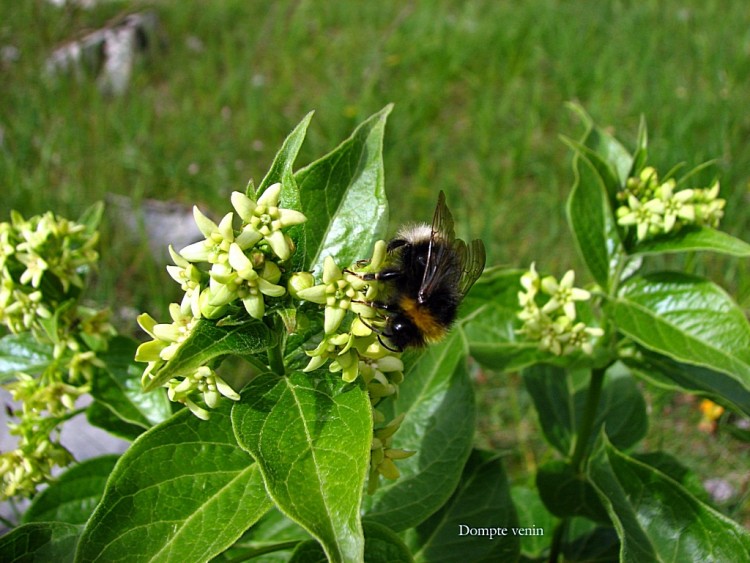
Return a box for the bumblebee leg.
[359,269,403,282]
[359,318,402,352]
[377,334,402,353]
[351,299,395,312]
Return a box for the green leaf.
[610,272,750,414]
[289,541,329,563]
[462,269,546,371]
[566,147,624,289]
[407,450,520,563]
[360,521,413,563]
[231,371,372,563]
[143,315,274,391]
[631,451,709,504]
[509,486,555,560]
[223,507,310,560]
[0,332,53,382]
[295,104,391,274]
[0,522,80,563]
[289,522,412,563]
[626,351,750,419]
[537,460,610,523]
[258,111,314,274]
[589,437,750,562]
[630,226,750,257]
[22,455,119,525]
[362,331,476,532]
[85,401,146,442]
[259,111,314,194]
[523,364,575,455]
[523,363,647,456]
[562,519,620,562]
[591,364,648,450]
[76,403,271,563]
[567,102,635,187]
[561,136,622,199]
[91,336,171,434]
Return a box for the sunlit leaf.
[0,332,53,383]
[295,104,391,275]
[566,148,624,289]
[232,371,372,563]
[610,272,750,416]
[143,316,274,391]
[77,403,270,562]
[631,226,750,257]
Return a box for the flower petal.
[323,256,342,284]
[277,208,307,228]
[235,225,263,249]
[216,376,240,401]
[228,243,253,276]
[296,284,327,304]
[193,206,217,238]
[266,230,290,260]
[242,294,265,319]
[231,191,257,222]
[135,340,164,362]
[258,278,286,297]
[324,306,346,334]
[137,313,159,337]
[257,182,282,206]
[179,240,210,263]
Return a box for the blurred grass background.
[2,0,749,524]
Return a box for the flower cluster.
[615,166,726,242]
[136,183,305,418]
[516,264,603,356]
[0,210,99,337]
[367,413,414,494]
[0,434,74,498]
[0,208,114,499]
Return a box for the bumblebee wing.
[430,190,456,244]
[417,191,460,303]
[457,238,486,297]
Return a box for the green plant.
[1,106,749,562]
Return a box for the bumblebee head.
[384,314,426,350]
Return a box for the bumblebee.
[362,191,486,350]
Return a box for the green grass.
[3,1,750,307]
[2,0,750,525]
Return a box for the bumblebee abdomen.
[397,295,451,343]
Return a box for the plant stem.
[267,343,286,375]
[570,366,607,473]
[548,518,569,563]
[547,367,608,562]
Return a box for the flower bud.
[198,288,228,319]
[288,272,315,299]
[261,261,282,284]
